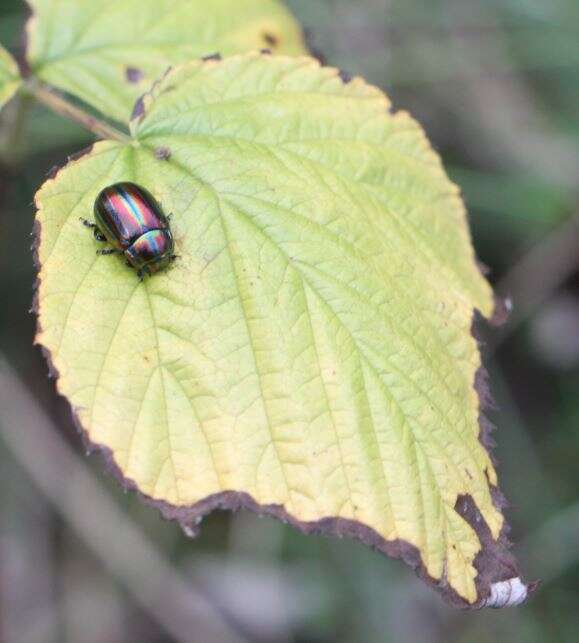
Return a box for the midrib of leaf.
[207,192,405,522]
[134,161,199,502]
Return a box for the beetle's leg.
[137,269,145,281]
[170,254,179,261]
[96,248,120,256]
[80,217,96,229]
[125,260,133,268]
[79,218,106,242]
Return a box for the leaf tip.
[454,492,534,608]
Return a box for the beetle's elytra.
[82,182,176,279]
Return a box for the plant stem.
[0,92,32,164]
[26,80,131,144]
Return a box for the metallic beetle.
[82,182,176,279]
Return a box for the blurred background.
[1,0,578,641]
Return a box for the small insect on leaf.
[87,182,176,279]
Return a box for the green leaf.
[34,53,529,608]
[0,44,20,109]
[25,0,307,123]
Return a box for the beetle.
[81,182,176,279]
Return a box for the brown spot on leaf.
[338,69,353,84]
[125,66,144,84]
[46,165,60,180]
[262,32,279,47]
[302,28,327,65]
[131,96,145,122]
[202,53,222,62]
[154,147,171,161]
[44,145,95,183]
[67,144,96,164]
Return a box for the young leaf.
[0,44,21,109]
[25,0,307,122]
[33,53,530,608]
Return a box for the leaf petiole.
[25,79,132,144]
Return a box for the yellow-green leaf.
[0,44,20,109]
[26,0,307,122]
[34,54,529,608]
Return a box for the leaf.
[0,44,20,109]
[33,53,531,608]
[25,0,307,122]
